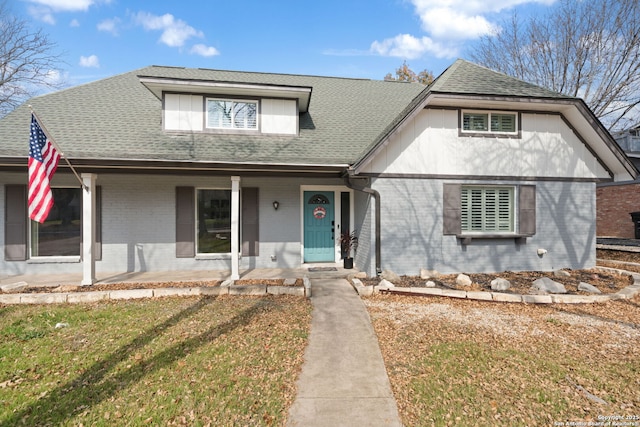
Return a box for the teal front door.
[304,191,335,262]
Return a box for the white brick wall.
[372,178,596,275]
[1,172,347,276]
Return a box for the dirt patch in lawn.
[2,278,304,294]
[365,292,640,425]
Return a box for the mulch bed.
[360,268,632,295]
[2,278,303,294]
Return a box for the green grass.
[0,296,311,426]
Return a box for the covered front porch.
[0,265,358,289]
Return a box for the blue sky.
[16,0,557,89]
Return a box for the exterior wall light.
[273,201,280,210]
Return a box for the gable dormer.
[139,75,312,136]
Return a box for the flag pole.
[28,105,88,191]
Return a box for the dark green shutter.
[95,186,102,260]
[176,186,195,258]
[241,188,259,256]
[4,185,27,261]
[519,185,536,235]
[443,183,461,235]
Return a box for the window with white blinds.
[461,186,514,233]
[206,99,257,130]
[462,111,517,134]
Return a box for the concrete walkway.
[287,278,402,427]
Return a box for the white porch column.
[231,176,241,280]
[81,173,97,285]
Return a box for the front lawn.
[366,294,640,426]
[0,295,311,426]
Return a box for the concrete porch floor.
[0,265,359,288]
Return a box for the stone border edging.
[0,277,311,305]
[350,268,640,304]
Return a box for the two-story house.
[0,59,635,284]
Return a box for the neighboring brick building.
[597,127,640,239]
[597,182,640,238]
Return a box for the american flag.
[28,114,60,223]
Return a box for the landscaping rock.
[420,269,440,279]
[456,274,472,287]
[378,279,395,290]
[353,271,368,279]
[53,285,80,293]
[283,278,298,286]
[578,282,602,294]
[0,281,28,293]
[554,270,571,278]
[380,270,401,283]
[491,278,511,291]
[532,277,567,294]
[425,280,437,288]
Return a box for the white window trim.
[460,185,516,235]
[461,110,518,136]
[205,98,259,131]
[195,187,233,256]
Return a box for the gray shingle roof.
[350,60,585,170]
[430,59,569,99]
[0,66,425,166]
[0,59,581,169]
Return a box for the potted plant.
[339,230,358,269]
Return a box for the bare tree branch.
[469,0,640,131]
[0,1,64,116]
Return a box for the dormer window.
[206,98,258,130]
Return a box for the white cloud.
[27,5,56,24]
[190,44,220,57]
[79,55,100,68]
[368,0,555,60]
[411,0,555,40]
[370,34,457,59]
[418,7,498,40]
[133,12,203,47]
[25,0,96,12]
[97,17,121,35]
[69,18,80,27]
[25,0,112,24]
[27,0,112,12]
[43,69,64,86]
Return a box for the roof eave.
[138,75,313,112]
[0,156,348,176]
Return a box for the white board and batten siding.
[362,109,610,180]
[260,99,297,135]
[164,94,203,132]
[164,94,297,135]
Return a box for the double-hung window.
[196,189,231,254]
[206,98,257,130]
[443,183,536,240]
[462,111,517,135]
[30,187,82,257]
[461,186,514,233]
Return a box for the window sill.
[195,254,231,261]
[456,234,533,245]
[28,256,81,264]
